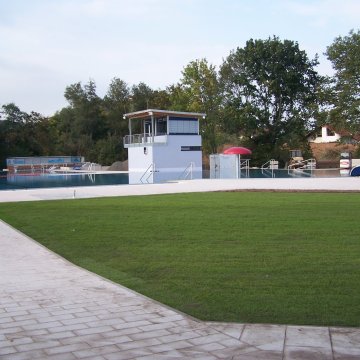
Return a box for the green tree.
[170,59,221,154]
[103,78,131,135]
[1,103,29,124]
[30,113,57,155]
[325,30,360,135]
[0,103,29,166]
[151,89,171,110]
[220,37,321,165]
[52,107,77,155]
[64,80,105,141]
[54,80,106,162]
[130,83,171,111]
[167,84,186,111]
[23,111,56,156]
[130,82,154,111]
[102,77,132,162]
[0,104,56,166]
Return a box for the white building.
[307,125,341,144]
[209,147,252,179]
[123,109,205,183]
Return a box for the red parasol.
[223,147,252,155]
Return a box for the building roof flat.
[123,109,206,119]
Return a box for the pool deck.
[1,178,360,359]
[0,176,359,202]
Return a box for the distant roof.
[123,109,206,119]
[306,125,360,141]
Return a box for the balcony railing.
[123,133,167,147]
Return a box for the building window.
[169,117,198,135]
[155,117,167,135]
[181,146,202,151]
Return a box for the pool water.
[0,172,129,190]
[0,168,343,191]
[212,168,341,179]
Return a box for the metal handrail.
[239,159,250,178]
[140,163,155,183]
[261,159,278,178]
[178,162,195,180]
[123,133,167,146]
[261,160,270,170]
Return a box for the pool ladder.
[140,163,156,183]
[179,162,195,180]
[261,159,278,178]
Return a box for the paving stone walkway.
[1,220,359,359]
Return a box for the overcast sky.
[1,0,359,116]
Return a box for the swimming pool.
[0,172,129,190]
[0,168,344,191]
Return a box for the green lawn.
[1,192,359,326]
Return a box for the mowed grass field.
[0,192,359,326]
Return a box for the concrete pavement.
[0,177,359,203]
[1,220,360,360]
[1,178,360,359]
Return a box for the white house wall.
[309,126,341,143]
[154,135,201,169]
[127,134,202,182]
[128,146,153,172]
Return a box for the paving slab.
[1,201,360,359]
[331,327,360,359]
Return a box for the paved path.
[1,220,360,360]
[1,178,360,359]
[0,177,359,203]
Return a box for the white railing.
[140,163,155,183]
[179,162,195,180]
[239,159,250,178]
[261,159,278,178]
[123,133,167,147]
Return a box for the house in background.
[307,125,359,167]
[307,125,341,144]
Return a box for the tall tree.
[220,37,321,165]
[151,89,171,110]
[63,80,105,141]
[0,103,29,124]
[325,30,360,135]
[28,112,57,156]
[0,104,56,166]
[102,77,132,162]
[56,80,106,161]
[0,103,30,165]
[103,77,131,134]
[171,59,221,154]
[130,82,154,111]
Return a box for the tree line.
[1,30,359,168]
